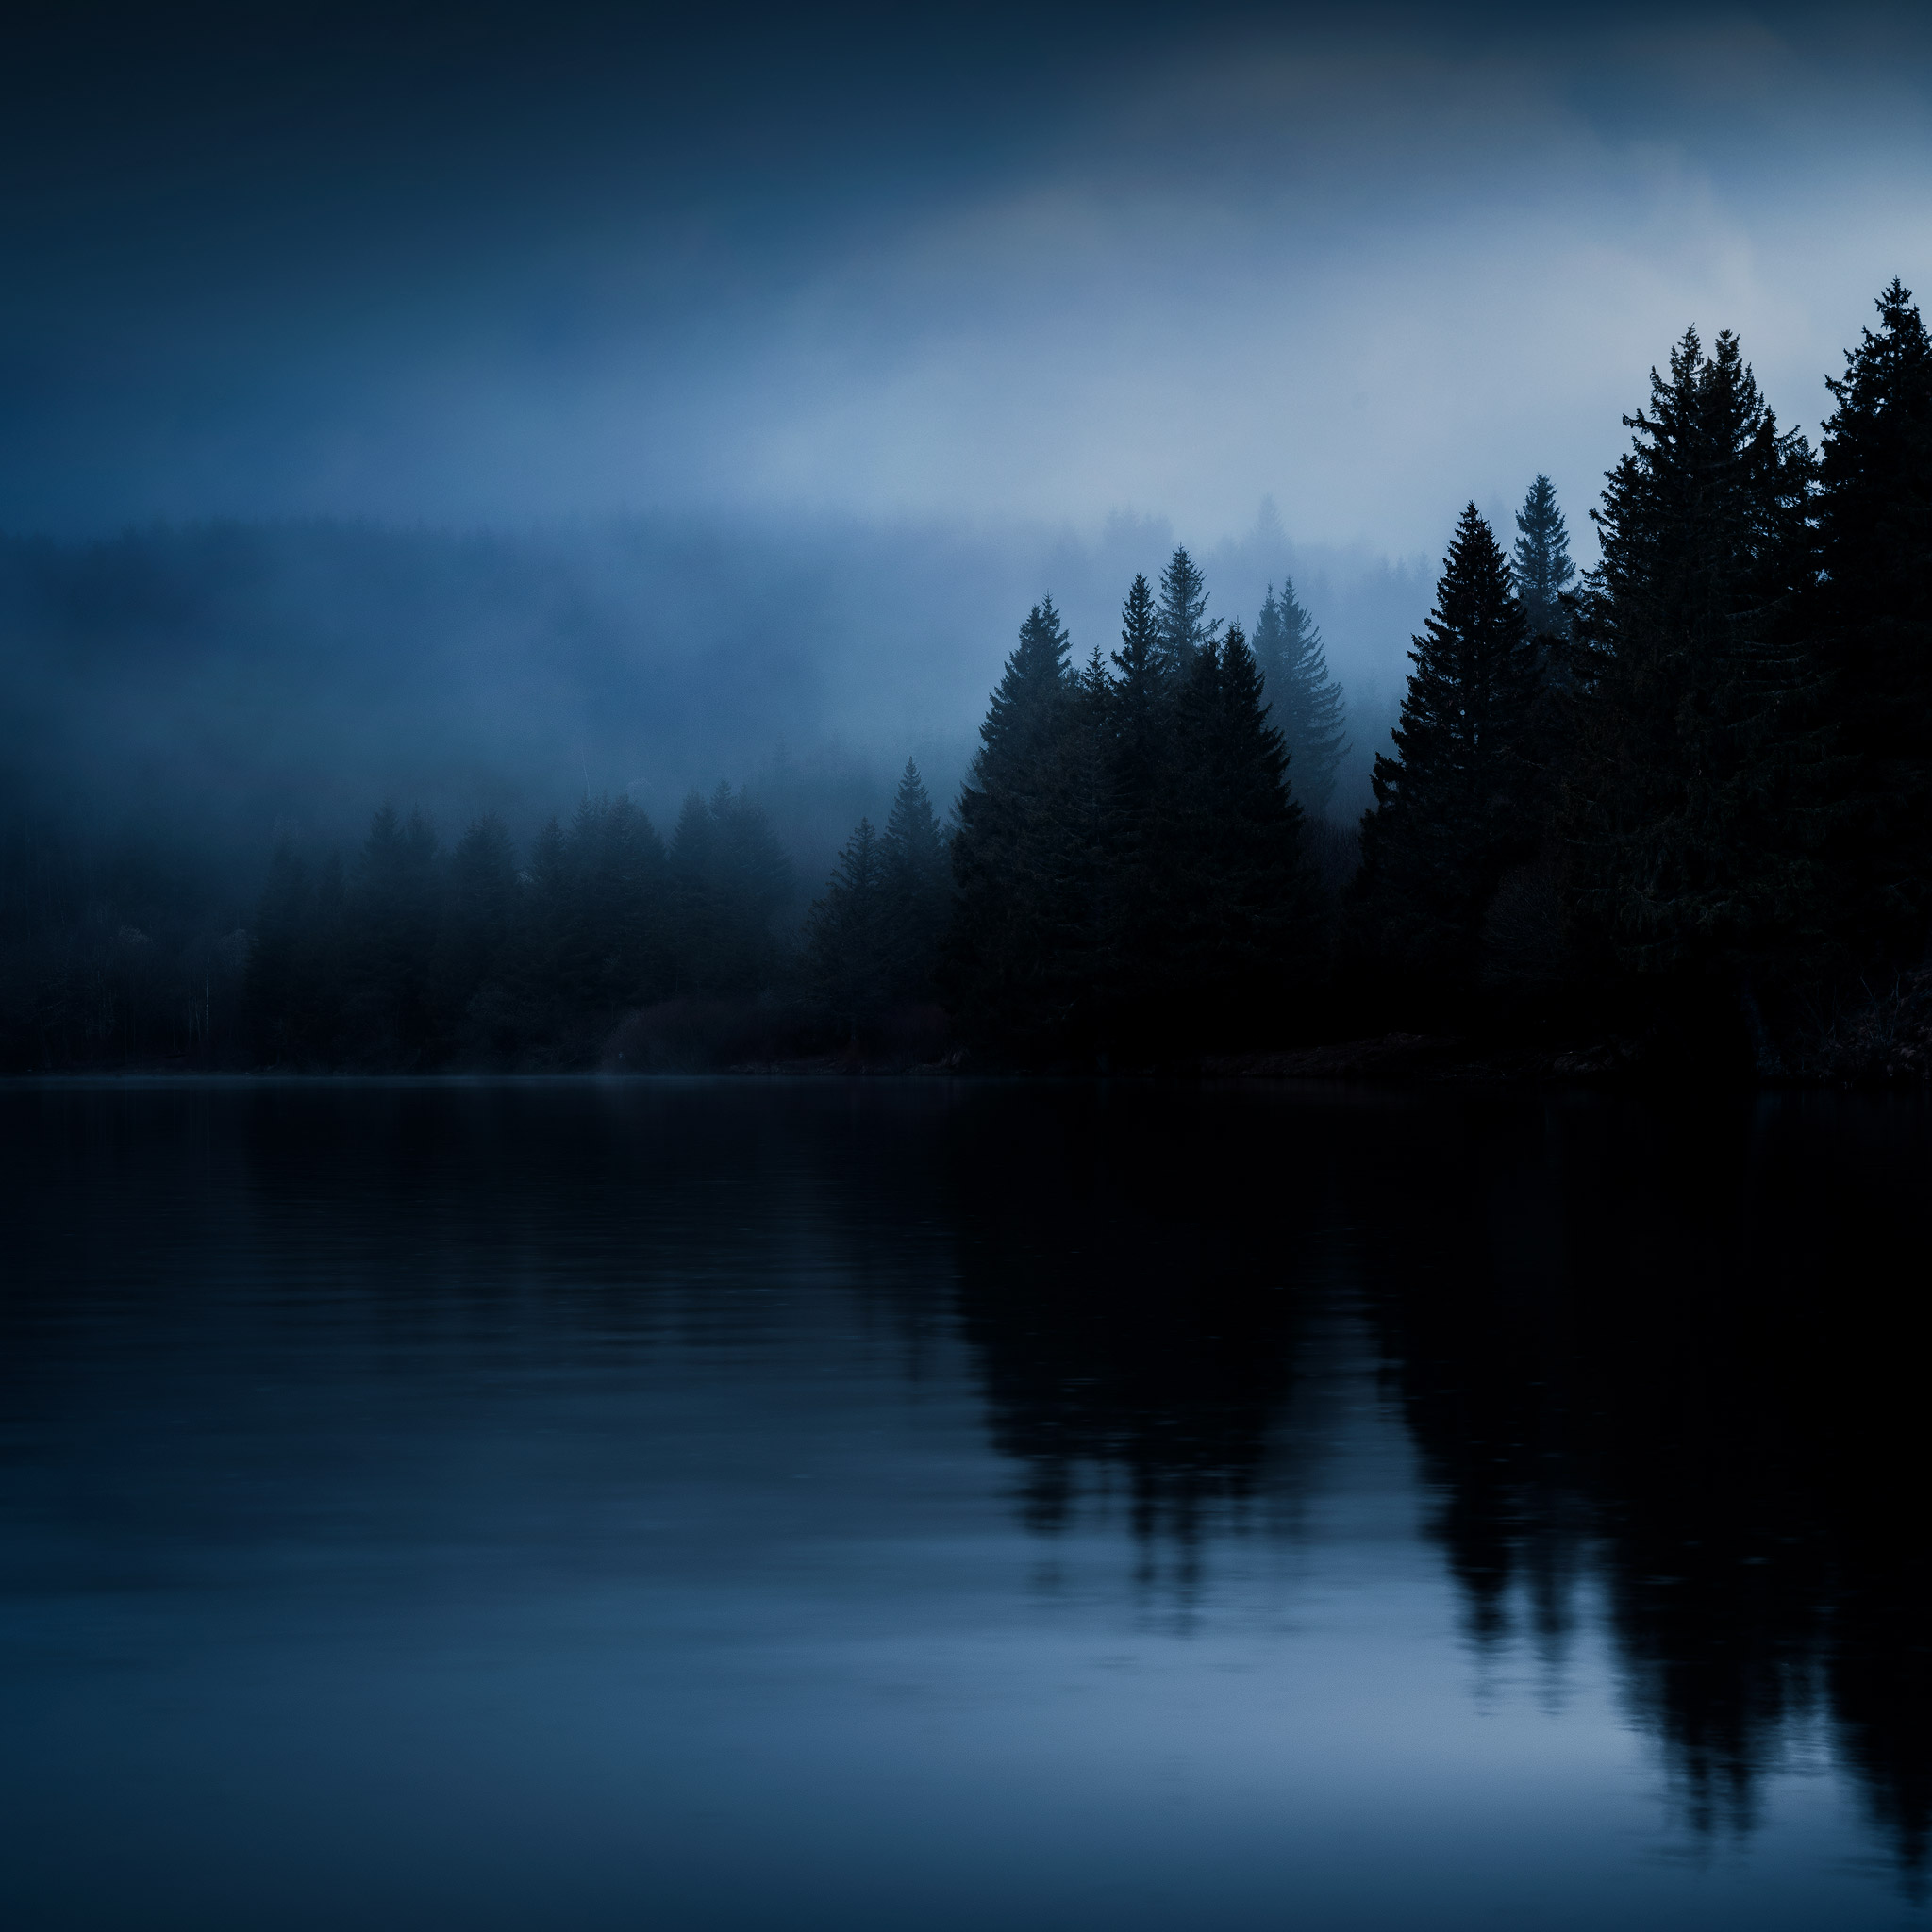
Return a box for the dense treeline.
[5,276,1931,1075]
[246,785,799,1069]
[0,804,252,1069]
[910,278,1932,1074]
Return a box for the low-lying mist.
[0,504,1431,894]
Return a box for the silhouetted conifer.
[1512,475,1575,641]
[947,600,1076,1048]
[1560,329,1824,990]
[1357,506,1543,987]
[1040,646,1118,1048]
[806,817,891,1037]
[1156,546,1219,675]
[1112,574,1163,724]
[1163,622,1318,1031]
[977,597,1071,765]
[1815,279,1932,966]
[1252,578,1348,815]
[880,759,949,999]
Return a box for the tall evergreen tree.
[947,599,1077,1047]
[1357,505,1543,985]
[1560,329,1823,986]
[1815,278,1932,965]
[1156,547,1219,675]
[1164,622,1318,1031]
[978,596,1072,766]
[1511,475,1576,641]
[805,817,891,1036]
[1041,645,1119,1046]
[1252,578,1348,815]
[1112,574,1163,712]
[880,759,950,999]
[1109,573,1168,820]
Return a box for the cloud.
[1,5,1930,552]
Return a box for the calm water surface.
[1,1077,1927,1929]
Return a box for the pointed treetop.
[1512,475,1575,640]
[1252,575,1348,816]
[1157,546,1220,672]
[979,595,1072,765]
[1113,573,1161,691]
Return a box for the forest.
[4,277,1931,1079]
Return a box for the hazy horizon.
[6,0,1932,881]
[4,4,1929,555]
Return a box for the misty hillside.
[0,511,1427,879]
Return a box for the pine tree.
[1357,505,1543,985]
[1041,646,1118,1048]
[806,817,891,1037]
[1156,547,1219,676]
[1112,574,1162,717]
[1512,475,1576,641]
[1252,578,1348,816]
[947,599,1076,1047]
[879,759,950,999]
[1560,329,1823,986]
[1815,278,1932,965]
[1165,622,1318,1033]
[977,597,1072,768]
[1109,573,1169,829]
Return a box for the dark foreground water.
[2,1079,1928,1930]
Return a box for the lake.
[1,1076,1926,1929]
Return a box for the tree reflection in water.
[939,1083,1932,1879]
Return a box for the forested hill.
[7,280,1932,1080]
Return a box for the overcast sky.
[5,2,1932,558]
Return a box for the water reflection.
[0,1078,1927,1927]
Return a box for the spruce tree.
[1042,646,1118,1046]
[1512,475,1576,641]
[1357,505,1543,985]
[947,599,1076,1048]
[1105,575,1177,1041]
[977,596,1072,767]
[1252,578,1348,816]
[806,817,891,1037]
[1156,547,1219,675]
[1109,573,1168,821]
[1560,329,1823,986]
[1165,622,1317,1033]
[880,759,949,999]
[1112,574,1162,719]
[1815,278,1932,965]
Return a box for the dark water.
[2,1078,1928,1930]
